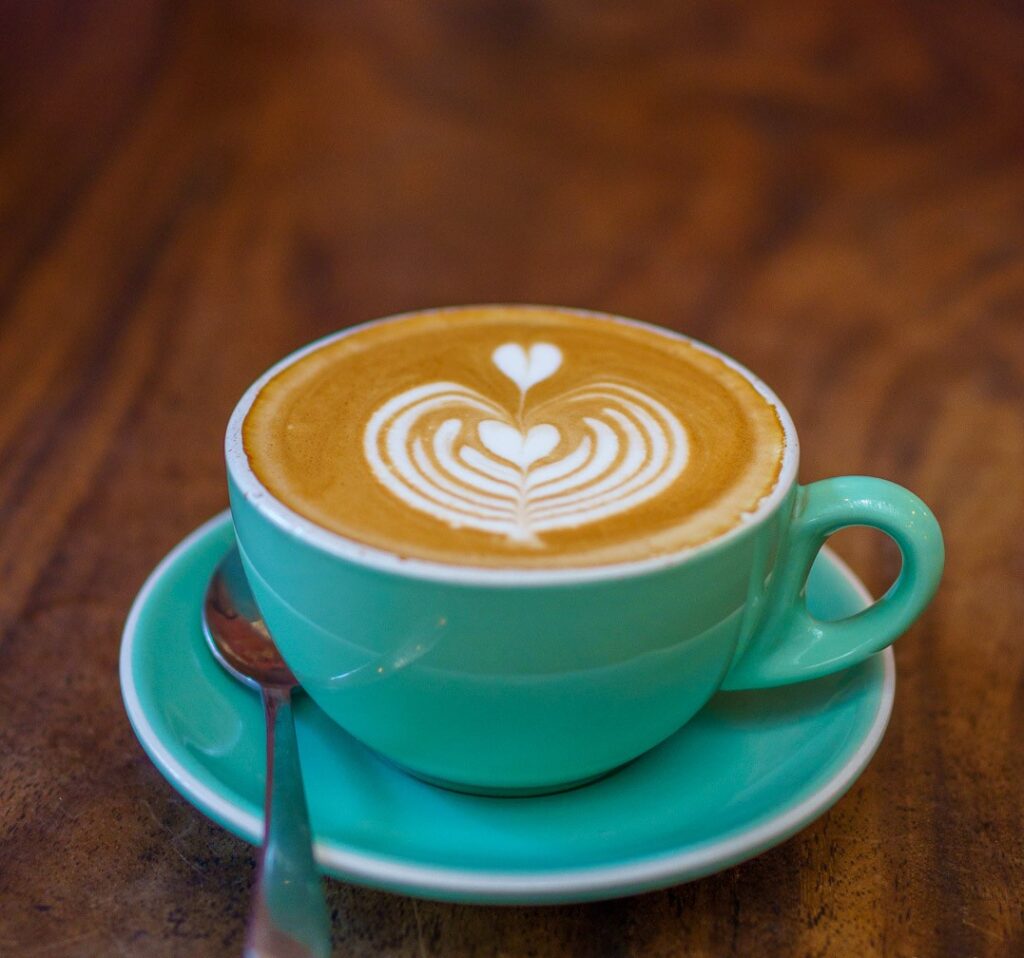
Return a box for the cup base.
[382,755,631,797]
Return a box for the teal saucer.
[120,513,893,905]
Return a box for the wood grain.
[1,1,1022,955]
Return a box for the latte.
[243,306,786,568]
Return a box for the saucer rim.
[120,511,894,903]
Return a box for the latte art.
[364,343,688,545]
[242,306,787,568]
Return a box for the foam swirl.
[363,343,688,545]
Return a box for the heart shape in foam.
[492,343,562,393]
[478,421,560,469]
[364,341,689,543]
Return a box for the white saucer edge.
[120,511,895,903]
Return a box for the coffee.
[243,306,786,568]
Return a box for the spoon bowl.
[203,547,296,691]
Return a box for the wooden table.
[2,1,1021,955]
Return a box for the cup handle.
[721,476,944,690]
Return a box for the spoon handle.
[246,686,332,958]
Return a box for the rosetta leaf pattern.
[363,344,688,544]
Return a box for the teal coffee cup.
[226,311,944,794]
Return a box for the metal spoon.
[203,546,332,958]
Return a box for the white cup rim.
[225,305,800,586]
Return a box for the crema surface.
[243,307,786,568]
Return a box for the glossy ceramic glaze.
[230,478,797,792]
[120,514,894,904]
[224,313,940,793]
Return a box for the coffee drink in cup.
[243,305,786,569]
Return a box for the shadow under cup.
[228,473,796,794]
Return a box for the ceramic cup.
[226,312,944,794]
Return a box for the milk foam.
[364,343,688,545]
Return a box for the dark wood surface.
[2,1,1022,955]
